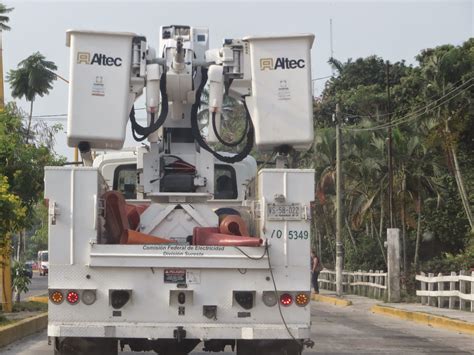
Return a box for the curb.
[0,313,48,348]
[371,304,474,336]
[28,296,48,304]
[311,293,352,307]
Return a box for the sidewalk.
[313,289,474,335]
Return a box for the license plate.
[267,203,302,220]
[164,269,186,283]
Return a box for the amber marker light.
[50,290,64,304]
[295,293,310,306]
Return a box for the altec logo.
[77,52,122,67]
[260,57,305,70]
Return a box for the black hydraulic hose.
[130,72,169,141]
[190,67,254,164]
[211,109,249,147]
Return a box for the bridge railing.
[416,271,474,312]
[318,269,387,299]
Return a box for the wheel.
[54,337,118,355]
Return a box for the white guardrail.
[416,271,474,312]
[318,269,387,299]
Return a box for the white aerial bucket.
[66,30,136,149]
[244,34,315,151]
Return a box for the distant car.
[24,261,34,278]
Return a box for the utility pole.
[335,103,343,296]
[386,61,394,228]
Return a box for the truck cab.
[92,149,257,206]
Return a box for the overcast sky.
[3,0,473,159]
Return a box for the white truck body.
[46,25,315,354]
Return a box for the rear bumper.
[48,322,310,340]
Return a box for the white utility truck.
[45,25,315,355]
[37,250,49,276]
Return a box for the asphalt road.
[1,301,473,354]
[21,271,48,301]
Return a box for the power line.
[24,107,148,120]
[342,81,473,132]
[341,76,473,120]
[312,75,333,81]
[344,83,472,132]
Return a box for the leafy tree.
[311,39,473,282]
[0,104,63,285]
[0,175,25,246]
[7,52,57,141]
[0,3,13,31]
[25,202,48,261]
[11,260,31,301]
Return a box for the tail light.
[66,291,80,305]
[49,289,97,306]
[82,289,97,305]
[295,292,310,306]
[49,290,64,304]
[262,291,277,307]
[280,293,293,306]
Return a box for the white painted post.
[358,270,362,296]
[449,271,456,309]
[471,271,474,312]
[437,272,443,308]
[369,270,374,298]
[459,270,466,311]
[420,272,427,305]
[375,271,380,299]
[348,273,353,294]
[428,273,435,307]
[387,228,400,302]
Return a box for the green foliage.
[0,175,25,246]
[25,202,48,260]
[421,240,474,274]
[7,52,57,102]
[0,104,64,256]
[0,3,13,31]
[11,260,31,297]
[0,104,61,210]
[312,39,473,279]
[0,314,10,325]
[13,301,47,313]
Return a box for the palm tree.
[0,3,13,31]
[417,47,474,232]
[7,52,57,142]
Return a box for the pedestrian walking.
[311,250,320,294]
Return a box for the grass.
[12,301,48,313]
[0,314,11,326]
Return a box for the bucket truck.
[45,25,315,355]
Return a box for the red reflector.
[280,293,293,306]
[67,291,79,304]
